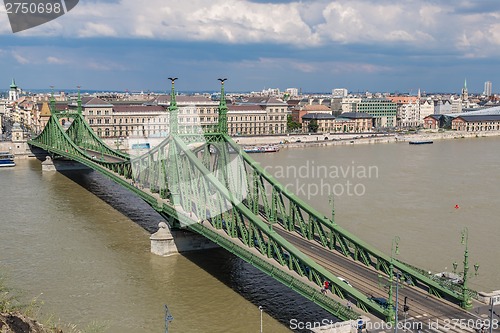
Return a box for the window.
[105,128,110,136]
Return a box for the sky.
[1,0,500,94]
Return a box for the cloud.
[47,56,68,64]
[78,22,117,37]
[12,51,29,64]
[1,0,497,57]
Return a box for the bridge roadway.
[81,149,126,163]
[274,226,494,333]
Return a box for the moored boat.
[409,140,433,145]
[0,152,15,167]
[243,145,280,153]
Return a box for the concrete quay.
[101,130,500,155]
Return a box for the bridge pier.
[150,222,218,256]
[41,156,56,172]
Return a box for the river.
[0,136,499,332]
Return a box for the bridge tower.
[217,78,228,134]
[166,77,181,210]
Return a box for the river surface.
[0,136,499,332]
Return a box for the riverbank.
[5,129,499,158]
[234,130,500,149]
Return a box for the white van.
[337,276,352,287]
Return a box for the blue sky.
[1,0,500,94]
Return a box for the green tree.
[308,119,319,133]
[287,115,301,132]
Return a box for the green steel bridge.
[28,79,475,325]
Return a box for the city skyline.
[2,0,500,93]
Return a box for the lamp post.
[329,193,336,225]
[259,306,263,333]
[460,227,479,310]
[395,272,401,333]
[387,236,400,325]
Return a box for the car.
[337,276,353,287]
[369,296,396,310]
[369,297,389,308]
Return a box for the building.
[291,104,331,124]
[286,88,299,98]
[301,112,372,133]
[332,88,348,98]
[355,98,397,128]
[386,96,419,128]
[66,93,289,138]
[419,99,434,123]
[71,97,114,137]
[301,113,337,133]
[423,115,444,129]
[38,102,52,132]
[237,96,289,134]
[112,105,168,138]
[341,97,362,113]
[227,105,266,136]
[451,115,500,132]
[9,79,19,102]
[336,112,373,132]
[152,94,220,133]
[484,81,492,97]
[449,96,462,114]
[434,100,452,114]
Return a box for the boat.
[0,152,15,167]
[409,140,433,145]
[243,145,280,153]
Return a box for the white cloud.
[78,22,117,37]
[3,0,500,58]
[12,52,29,64]
[47,56,68,64]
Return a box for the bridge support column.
[41,156,56,172]
[150,222,218,256]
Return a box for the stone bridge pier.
[150,222,218,256]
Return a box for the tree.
[287,115,301,132]
[308,119,319,133]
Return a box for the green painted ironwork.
[27,78,468,322]
[217,78,228,134]
[168,77,179,135]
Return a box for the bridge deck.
[276,225,489,333]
